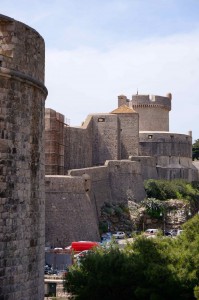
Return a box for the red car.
[70,241,99,252]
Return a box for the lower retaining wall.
[45,160,147,246]
[45,175,100,247]
[45,158,198,247]
[69,166,112,215]
[107,160,146,203]
[130,156,158,180]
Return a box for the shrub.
[99,221,108,233]
[104,206,114,215]
[144,179,199,201]
[65,215,199,299]
[141,198,164,219]
[114,206,123,216]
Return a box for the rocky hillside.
[99,199,197,234]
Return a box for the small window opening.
[98,118,105,122]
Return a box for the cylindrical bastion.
[0,14,47,299]
[118,93,172,132]
[131,94,172,131]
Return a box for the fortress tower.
[118,93,172,131]
[111,105,139,158]
[0,15,47,299]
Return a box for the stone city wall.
[45,175,100,247]
[64,115,93,170]
[69,166,112,215]
[138,132,194,181]
[45,159,148,247]
[46,110,140,174]
[192,161,199,181]
[107,160,146,203]
[0,15,47,300]
[117,113,139,158]
[139,132,192,162]
[130,156,158,180]
[92,114,119,165]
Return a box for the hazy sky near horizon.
[1,0,199,141]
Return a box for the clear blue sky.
[1,0,199,141]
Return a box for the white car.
[177,229,184,235]
[112,231,126,239]
[144,229,159,236]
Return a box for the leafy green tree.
[64,247,137,300]
[193,139,199,160]
[141,198,164,219]
[144,179,199,201]
[144,179,178,200]
[193,140,199,147]
[64,215,199,299]
[64,240,183,299]
[127,237,182,300]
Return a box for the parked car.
[101,232,112,243]
[101,232,112,239]
[169,229,183,236]
[169,229,178,236]
[53,247,63,252]
[177,229,184,235]
[163,230,172,237]
[144,229,159,237]
[112,231,126,239]
[70,241,99,252]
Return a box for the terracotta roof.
[111,105,136,114]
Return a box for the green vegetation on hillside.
[141,197,164,219]
[64,215,199,299]
[193,139,199,160]
[144,179,199,201]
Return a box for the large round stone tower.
[0,15,47,299]
[131,93,172,131]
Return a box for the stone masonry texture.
[0,15,47,300]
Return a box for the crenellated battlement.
[118,93,172,131]
[0,14,45,83]
[118,93,171,111]
[131,94,171,111]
